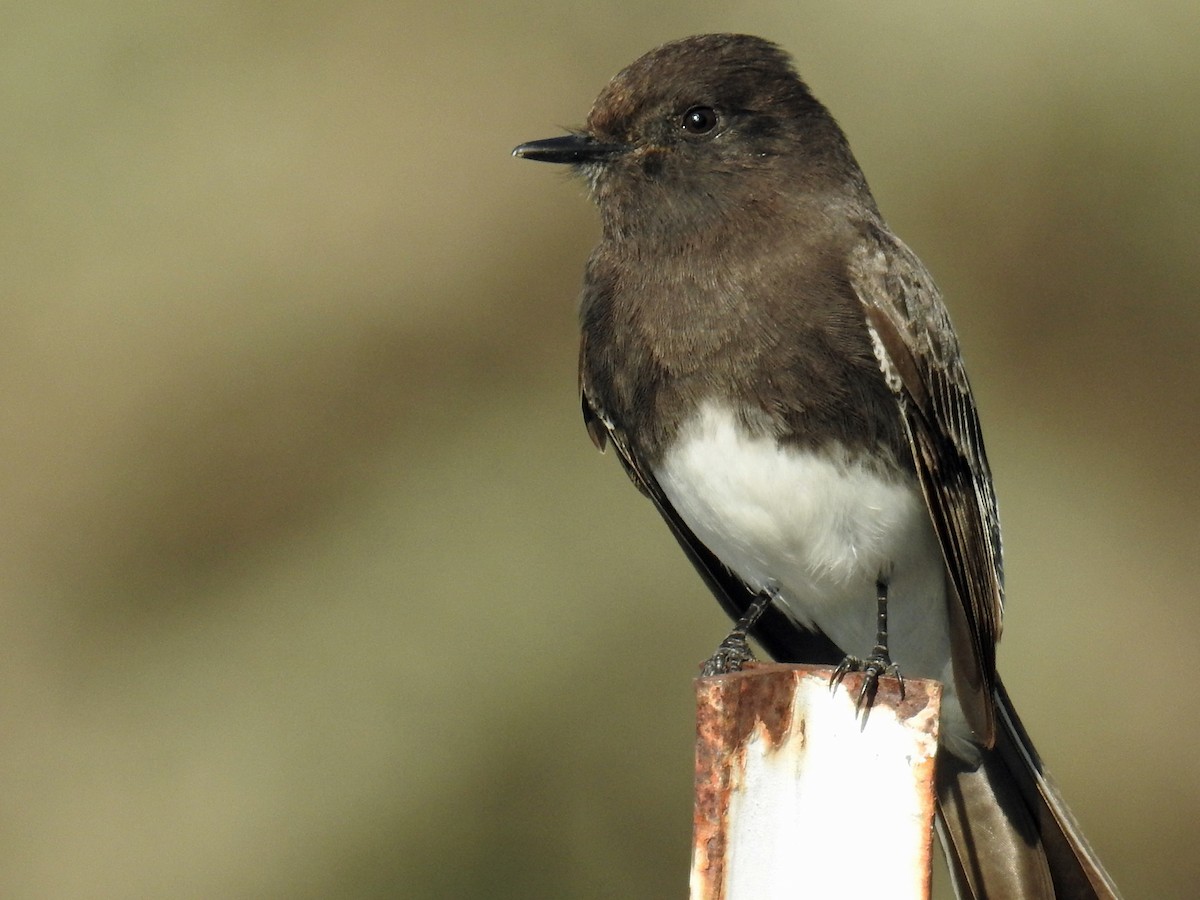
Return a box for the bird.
[513,33,1120,899]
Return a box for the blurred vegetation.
[0,2,1196,897]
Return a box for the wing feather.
[851,225,1004,744]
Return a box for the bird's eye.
[680,106,719,135]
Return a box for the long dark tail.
[935,678,1122,899]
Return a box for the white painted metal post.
[691,664,941,900]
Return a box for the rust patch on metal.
[692,677,737,899]
[830,670,941,724]
[691,664,810,897]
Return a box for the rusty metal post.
[691,664,941,900]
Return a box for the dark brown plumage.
[516,33,1120,899]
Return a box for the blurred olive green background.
[1,3,1196,898]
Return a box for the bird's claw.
[700,631,758,677]
[830,651,905,721]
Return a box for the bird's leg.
[700,587,778,677]
[831,578,905,716]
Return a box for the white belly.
[653,402,954,684]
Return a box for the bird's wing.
[579,343,843,667]
[849,224,1004,744]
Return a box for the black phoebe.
[515,34,1120,899]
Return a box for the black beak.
[512,134,626,164]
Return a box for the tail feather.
[935,679,1122,899]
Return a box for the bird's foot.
[700,632,758,677]
[830,649,906,719]
[699,588,776,677]
[829,578,905,720]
